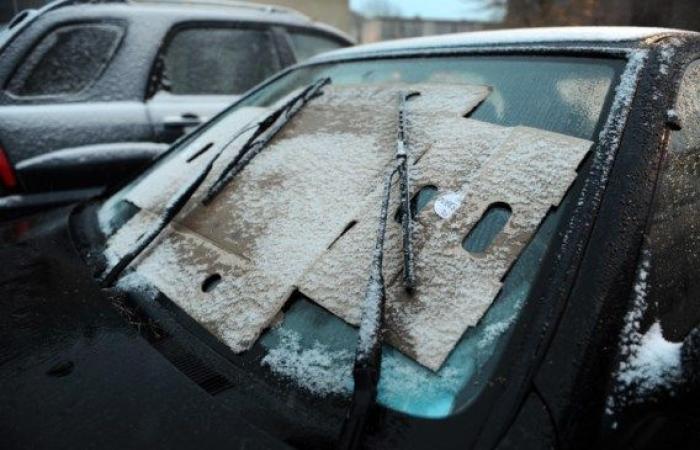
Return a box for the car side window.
[6,23,123,97]
[153,26,281,96]
[668,60,700,160]
[287,30,346,61]
[645,59,700,340]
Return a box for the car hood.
[0,208,288,449]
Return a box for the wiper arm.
[338,90,419,450]
[100,77,331,287]
[202,76,331,205]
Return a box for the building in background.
[348,0,500,42]
[504,0,699,31]
[236,0,497,42]
[351,0,700,42]
[218,0,486,44]
[255,0,354,38]
[354,15,492,43]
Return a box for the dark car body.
[0,0,352,219]
[1,27,700,450]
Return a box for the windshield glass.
[242,55,620,140]
[97,55,624,419]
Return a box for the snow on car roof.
[58,0,349,39]
[138,0,311,19]
[311,26,690,61]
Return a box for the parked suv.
[0,0,352,218]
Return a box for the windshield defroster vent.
[111,295,234,396]
[150,337,234,396]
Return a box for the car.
[0,0,352,220]
[1,26,699,450]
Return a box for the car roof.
[132,1,354,42]
[28,0,352,43]
[134,0,311,22]
[310,26,697,62]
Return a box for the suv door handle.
[163,113,202,128]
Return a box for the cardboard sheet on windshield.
[106,83,591,371]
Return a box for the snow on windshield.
[103,83,590,373]
[298,93,591,370]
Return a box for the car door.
[0,20,155,169]
[146,24,284,143]
[603,56,700,449]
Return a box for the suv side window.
[155,26,281,96]
[6,23,124,97]
[645,59,700,340]
[287,30,346,61]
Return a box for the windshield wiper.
[202,76,331,205]
[338,91,419,450]
[100,77,331,287]
[397,91,419,290]
[99,144,221,287]
[339,165,396,450]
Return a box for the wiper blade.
[202,76,331,205]
[338,90,419,450]
[99,78,331,287]
[100,143,222,287]
[339,166,396,450]
[397,91,419,290]
[100,123,261,287]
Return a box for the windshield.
[97,55,624,419]
[242,55,620,140]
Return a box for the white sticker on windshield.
[433,191,464,219]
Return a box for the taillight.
[0,147,17,189]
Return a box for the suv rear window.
[158,27,281,96]
[287,30,346,61]
[6,23,123,97]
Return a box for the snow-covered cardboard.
[299,119,591,370]
[105,83,590,370]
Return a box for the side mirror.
[15,142,169,192]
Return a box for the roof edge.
[312,26,696,61]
